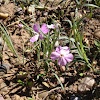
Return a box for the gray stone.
[78,77,96,92]
[70,96,81,100]
[0,63,11,75]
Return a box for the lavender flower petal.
[33,24,40,33]
[30,35,39,42]
[39,33,43,40]
[41,24,50,34]
[64,53,73,63]
[58,57,67,66]
[50,52,60,60]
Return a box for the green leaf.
[64,20,72,28]
[27,97,35,100]
[75,0,80,5]
[79,73,84,76]
[82,4,99,8]
[0,24,20,60]
[94,40,100,47]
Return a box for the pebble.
[70,96,81,100]
[0,12,9,19]
[78,77,96,92]
[0,63,11,74]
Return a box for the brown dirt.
[0,0,100,100]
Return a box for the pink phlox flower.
[50,46,73,66]
[30,24,50,42]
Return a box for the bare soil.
[0,0,100,100]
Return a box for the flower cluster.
[29,23,73,66]
[30,24,55,42]
[50,46,73,66]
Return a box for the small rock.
[82,77,95,88]
[0,63,11,73]
[78,77,96,92]
[78,83,90,92]
[70,96,81,100]
[0,12,9,19]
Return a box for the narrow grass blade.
[0,24,20,60]
[82,4,99,8]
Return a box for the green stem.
[46,61,64,90]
